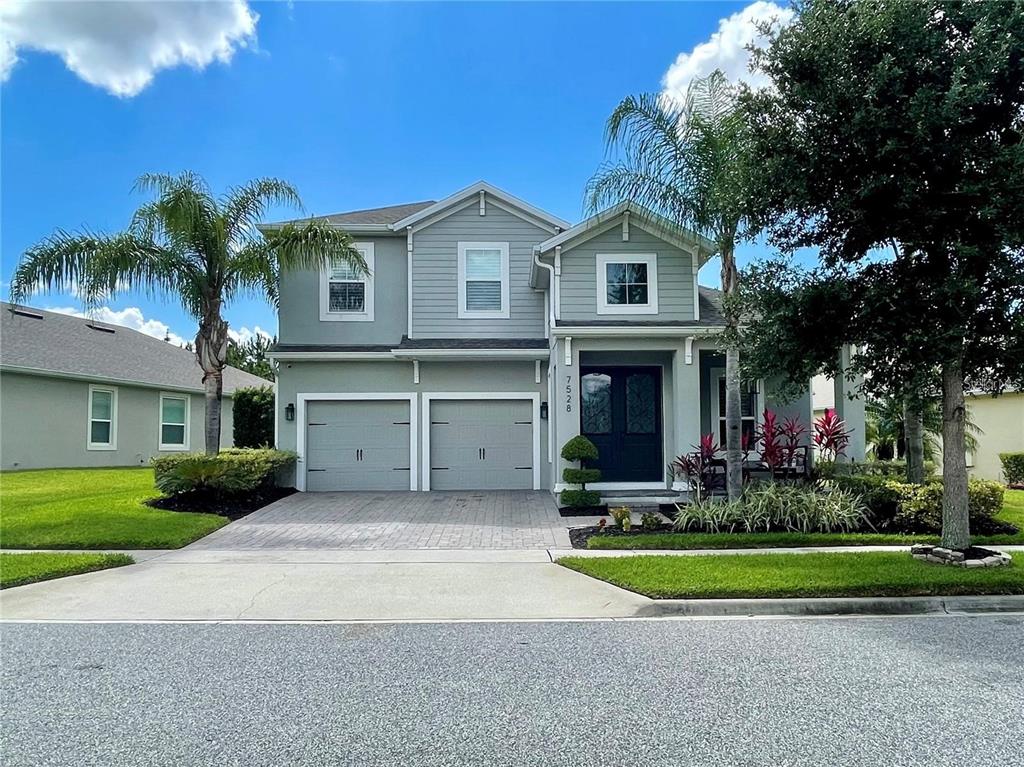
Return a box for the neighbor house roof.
[0,303,269,394]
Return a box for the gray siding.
[0,371,236,471]
[411,204,548,338]
[559,224,696,322]
[277,234,408,346]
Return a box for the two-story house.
[266,181,865,496]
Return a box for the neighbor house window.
[716,376,758,447]
[319,242,374,321]
[87,385,117,450]
[596,253,658,314]
[458,242,510,319]
[159,393,190,451]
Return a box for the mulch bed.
[558,505,609,517]
[146,487,296,521]
[569,524,674,549]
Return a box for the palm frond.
[222,178,304,243]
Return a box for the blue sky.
[1,0,785,344]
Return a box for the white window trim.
[710,371,763,445]
[596,253,659,315]
[457,241,510,319]
[319,242,375,322]
[158,392,191,451]
[87,384,118,451]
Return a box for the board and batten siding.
[559,225,696,322]
[411,204,548,338]
[277,234,408,346]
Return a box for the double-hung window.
[159,393,190,451]
[87,385,117,450]
[320,242,374,321]
[715,376,759,447]
[458,242,510,319]
[596,253,659,314]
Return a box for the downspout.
[533,247,557,333]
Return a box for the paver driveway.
[187,491,571,550]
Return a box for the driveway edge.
[635,594,1024,618]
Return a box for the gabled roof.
[389,181,571,233]
[536,201,717,262]
[0,303,269,394]
[263,200,436,231]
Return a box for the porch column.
[553,336,581,490]
[833,345,866,461]
[672,341,701,489]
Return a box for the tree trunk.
[940,358,970,550]
[720,238,743,501]
[195,311,230,456]
[903,399,925,484]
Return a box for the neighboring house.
[266,181,865,496]
[964,390,1023,481]
[0,303,268,470]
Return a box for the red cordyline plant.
[671,434,722,500]
[814,408,851,461]
[755,410,811,475]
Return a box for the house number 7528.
[565,375,573,413]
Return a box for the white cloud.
[47,305,190,347]
[228,325,273,346]
[0,0,258,97]
[662,1,794,99]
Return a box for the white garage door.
[305,400,411,491]
[429,400,533,490]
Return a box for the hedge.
[152,448,296,497]
[232,386,274,448]
[1000,453,1024,485]
[830,474,1007,534]
[817,459,936,479]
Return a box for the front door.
[580,366,662,482]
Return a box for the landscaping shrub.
[152,448,296,498]
[609,506,632,531]
[560,436,601,508]
[1000,452,1024,486]
[817,459,936,479]
[889,479,1006,534]
[640,512,662,532]
[672,482,869,534]
[232,386,275,448]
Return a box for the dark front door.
[580,366,662,482]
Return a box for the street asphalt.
[2,615,1022,766]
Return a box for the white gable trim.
[390,181,569,232]
[537,202,716,263]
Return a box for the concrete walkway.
[187,490,572,550]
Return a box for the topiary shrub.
[152,448,296,498]
[232,386,275,448]
[560,435,601,508]
[999,452,1024,486]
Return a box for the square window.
[90,420,111,445]
[329,281,366,312]
[161,424,186,445]
[597,254,658,314]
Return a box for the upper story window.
[320,242,374,322]
[159,393,190,451]
[458,241,510,319]
[596,253,659,315]
[87,384,117,451]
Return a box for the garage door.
[305,400,411,491]
[429,400,533,490]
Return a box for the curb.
[635,594,1024,619]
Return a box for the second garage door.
[305,400,411,491]
[429,399,533,490]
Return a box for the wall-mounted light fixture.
[285,403,295,422]
[540,401,549,420]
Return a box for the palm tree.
[866,394,981,470]
[10,172,364,454]
[587,71,755,500]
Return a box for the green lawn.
[0,468,228,549]
[586,489,1024,550]
[559,551,1024,599]
[1,552,134,589]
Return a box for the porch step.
[602,494,684,507]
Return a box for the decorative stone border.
[910,544,1011,568]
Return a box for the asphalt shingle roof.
[270,201,436,229]
[1,303,269,394]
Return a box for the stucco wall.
[0,371,235,470]
[967,392,1024,481]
